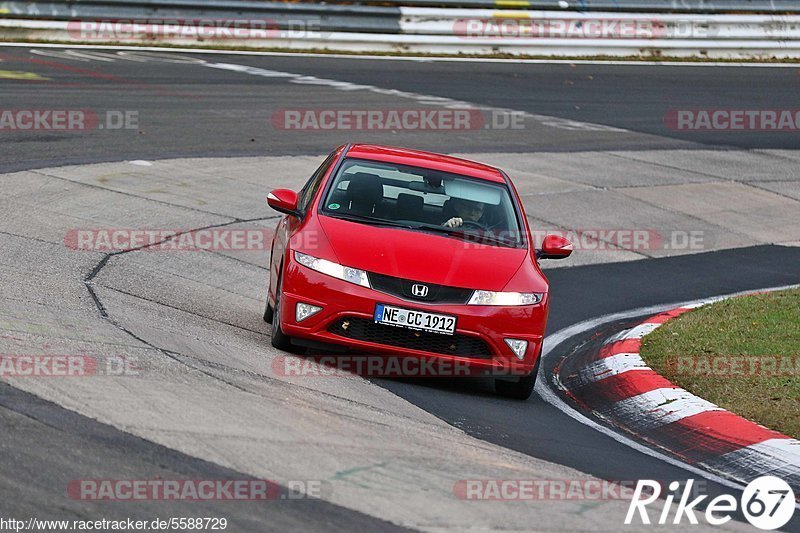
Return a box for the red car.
[264,144,572,399]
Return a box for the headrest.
[345,173,383,214]
[347,173,383,202]
[397,193,423,210]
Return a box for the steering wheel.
[460,220,487,230]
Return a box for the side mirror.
[267,189,300,217]
[537,234,573,260]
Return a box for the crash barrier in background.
[1,1,800,57]
[2,0,800,14]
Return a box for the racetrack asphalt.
[2,45,800,173]
[1,45,799,531]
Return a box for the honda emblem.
[411,284,429,297]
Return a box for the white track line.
[578,352,646,382]
[24,44,625,132]
[3,42,800,67]
[199,60,626,132]
[702,439,800,477]
[602,322,660,344]
[534,283,800,509]
[607,388,722,430]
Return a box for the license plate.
[374,304,457,335]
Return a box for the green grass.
[640,288,800,439]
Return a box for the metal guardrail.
[0,2,402,33]
[1,0,800,15]
[401,9,800,40]
[1,1,799,57]
[381,1,800,12]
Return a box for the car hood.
[317,216,528,291]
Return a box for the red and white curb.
[557,296,800,498]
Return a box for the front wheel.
[263,300,274,324]
[494,347,541,400]
[270,271,292,351]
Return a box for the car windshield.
[320,157,525,247]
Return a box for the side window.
[298,152,336,213]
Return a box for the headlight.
[468,290,543,306]
[294,252,370,288]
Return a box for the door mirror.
[267,189,300,217]
[537,234,573,260]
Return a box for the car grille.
[328,317,492,358]
[368,272,474,304]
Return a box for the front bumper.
[277,258,547,375]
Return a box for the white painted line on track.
[602,322,660,345]
[700,439,800,493]
[202,60,627,132]
[23,44,625,132]
[608,388,722,430]
[578,352,647,382]
[535,283,800,508]
[704,438,800,471]
[4,41,800,67]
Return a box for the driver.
[443,198,485,228]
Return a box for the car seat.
[344,173,384,216]
[395,193,424,222]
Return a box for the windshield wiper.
[414,224,517,248]
[325,212,415,229]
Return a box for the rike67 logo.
[626,477,795,530]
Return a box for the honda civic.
[264,144,572,399]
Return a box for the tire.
[494,347,542,400]
[270,270,292,351]
[263,300,274,324]
[264,240,276,324]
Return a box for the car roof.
[346,144,506,184]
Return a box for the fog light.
[504,339,528,360]
[295,302,322,323]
